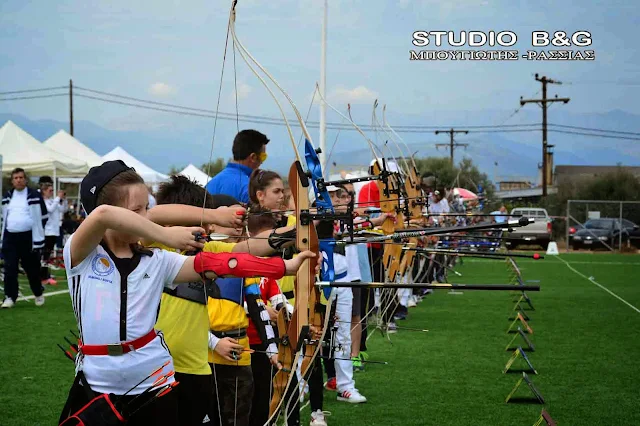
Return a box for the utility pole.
[318,0,327,172]
[520,74,569,197]
[435,128,468,165]
[69,79,74,136]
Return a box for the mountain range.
[2,108,639,183]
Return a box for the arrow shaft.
[319,282,540,291]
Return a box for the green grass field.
[1,253,640,425]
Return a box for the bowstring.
[202,2,237,424]
[228,8,300,423]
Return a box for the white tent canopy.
[44,130,104,168]
[179,164,210,187]
[0,121,88,176]
[102,146,169,184]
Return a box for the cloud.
[326,85,379,105]
[231,82,252,101]
[148,82,176,97]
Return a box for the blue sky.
[0,0,638,172]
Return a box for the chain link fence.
[565,200,640,252]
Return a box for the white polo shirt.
[64,234,188,395]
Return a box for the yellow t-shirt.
[152,240,235,375]
[205,240,258,366]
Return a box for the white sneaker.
[310,409,330,426]
[337,389,367,403]
[1,297,15,308]
[408,297,417,308]
[35,295,45,306]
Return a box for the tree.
[200,158,227,177]
[414,155,496,207]
[167,165,185,175]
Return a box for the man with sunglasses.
[206,129,269,204]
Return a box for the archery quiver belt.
[59,372,126,426]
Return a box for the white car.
[505,207,552,250]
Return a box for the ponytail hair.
[248,169,282,205]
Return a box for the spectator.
[1,168,48,308]
[205,129,269,204]
[492,205,508,224]
[429,189,450,225]
[420,174,436,210]
[39,178,67,285]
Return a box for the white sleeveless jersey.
[64,233,188,395]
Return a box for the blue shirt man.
[205,163,253,204]
[492,206,508,224]
[205,129,269,203]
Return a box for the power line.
[0,93,68,102]
[73,93,544,134]
[548,123,640,136]
[468,128,541,134]
[0,86,68,96]
[74,86,226,116]
[3,84,640,139]
[73,85,541,131]
[548,129,640,141]
[495,89,540,126]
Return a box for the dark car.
[569,218,640,250]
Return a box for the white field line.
[557,256,640,314]
[463,259,640,265]
[21,288,70,301]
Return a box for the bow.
[224,4,348,422]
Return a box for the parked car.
[569,218,640,250]
[505,207,552,250]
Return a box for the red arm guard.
[193,252,286,280]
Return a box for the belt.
[79,329,157,356]
[212,329,247,339]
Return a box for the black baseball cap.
[80,160,135,215]
[38,176,53,185]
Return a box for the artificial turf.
[1,254,639,425]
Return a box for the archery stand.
[509,307,531,321]
[533,409,557,426]
[503,346,537,374]
[506,327,535,352]
[513,292,535,310]
[505,372,545,404]
[508,313,533,334]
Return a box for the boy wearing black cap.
[59,161,315,425]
